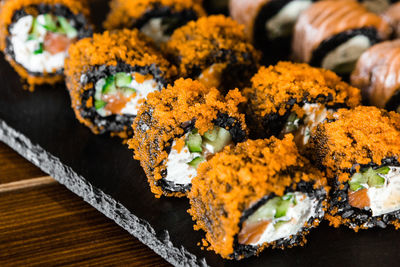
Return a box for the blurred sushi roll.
[64,29,176,139]
[188,135,328,260]
[163,15,260,92]
[351,40,400,112]
[103,0,205,46]
[230,0,313,64]
[292,0,391,75]
[308,106,400,230]
[245,62,361,147]
[128,78,247,198]
[383,2,400,38]
[0,0,93,90]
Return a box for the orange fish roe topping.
[163,15,260,84]
[65,29,176,138]
[103,0,205,30]
[246,62,361,119]
[128,78,248,198]
[309,106,400,183]
[188,135,327,259]
[0,0,91,89]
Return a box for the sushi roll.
[351,40,400,112]
[292,0,391,75]
[245,62,361,148]
[128,78,247,198]
[163,15,260,92]
[383,2,400,38]
[0,0,93,90]
[188,135,328,260]
[308,106,400,230]
[103,0,205,45]
[229,0,313,64]
[64,29,176,139]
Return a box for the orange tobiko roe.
[128,78,248,198]
[188,135,328,259]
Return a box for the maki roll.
[292,0,391,75]
[308,106,400,230]
[163,15,260,92]
[351,40,400,112]
[188,135,328,259]
[64,29,176,139]
[229,0,313,64]
[0,0,93,90]
[128,78,247,198]
[383,2,400,38]
[103,0,205,45]
[245,62,361,148]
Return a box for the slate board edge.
[0,119,209,267]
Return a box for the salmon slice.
[238,220,270,245]
[103,92,136,115]
[44,32,74,55]
[348,188,370,209]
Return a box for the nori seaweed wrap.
[308,106,400,230]
[188,135,328,260]
[0,0,93,90]
[163,15,260,92]
[128,78,247,198]
[351,40,400,112]
[64,29,176,139]
[103,0,205,45]
[292,0,391,75]
[229,0,314,65]
[245,62,361,147]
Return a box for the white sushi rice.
[245,192,318,246]
[140,18,170,45]
[94,73,159,117]
[321,35,371,73]
[368,167,400,217]
[265,0,312,39]
[9,15,67,73]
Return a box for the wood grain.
[0,142,170,266]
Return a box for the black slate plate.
[2,1,400,266]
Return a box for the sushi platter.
[1,0,400,266]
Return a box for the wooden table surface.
[0,141,170,266]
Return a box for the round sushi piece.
[0,0,93,90]
[128,78,248,198]
[163,15,260,92]
[383,2,400,38]
[308,106,400,230]
[103,0,205,46]
[292,0,391,75]
[351,40,400,112]
[188,135,328,260]
[229,0,314,64]
[245,62,361,148]
[64,29,177,139]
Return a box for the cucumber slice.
[186,131,202,153]
[187,156,205,169]
[102,76,116,94]
[33,43,44,54]
[375,166,390,175]
[349,172,368,192]
[275,199,291,218]
[57,16,78,38]
[28,18,40,40]
[115,72,133,88]
[365,168,385,188]
[204,127,232,153]
[42,14,58,32]
[283,113,300,133]
[203,127,218,142]
[95,100,107,110]
[248,197,280,223]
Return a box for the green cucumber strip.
[375,166,390,175]
[275,199,291,218]
[33,43,44,54]
[186,131,202,153]
[248,197,280,223]
[283,113,299,133]
[102,76,116,94]
[364,168,385,188]
[28,18,40,40]
[349,182,364,192]
[348,172,368,191]
[204,127,232,153]
[187,156,205,169]
[274,220,289,229]
[121,87,137,96]
[42,14,58,32]
[115,72,133,88]
[203,127,218,142]
[95,100,107,110]
[57,16,78,38]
